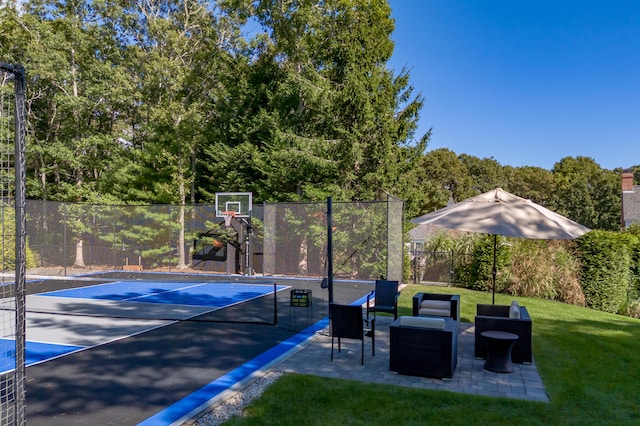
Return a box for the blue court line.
[138,319,328,426]
[0,339,85,374]
[139,295,370,425]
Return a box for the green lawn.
[225,284,640,425]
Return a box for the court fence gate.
[410,249,476,286]
[411,250,454,284]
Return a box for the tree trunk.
[73,239,85,267]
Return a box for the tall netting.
[262,199,398,280]
[26,202,220,272]
[25,198,403,282]
[262,202,328,277]
[0,63,27,425]
[387,194,404,282]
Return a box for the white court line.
[121,282,210,302]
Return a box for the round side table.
[481,330,519,373]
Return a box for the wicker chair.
[366,279,400,321]
[474,304,532,364]
[329,303,375,365]
[389,316,459,379]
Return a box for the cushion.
[509,304,521,319]
[418,307,451,317]
[399,316,446,329]
[420,299,451,310]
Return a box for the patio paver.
[270,317,550,402]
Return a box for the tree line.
[1,0,638,231]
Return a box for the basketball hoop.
[222,211,236,227]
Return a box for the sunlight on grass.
[225,284,640,425]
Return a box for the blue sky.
[387,0,640,170]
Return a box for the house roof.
[408,223,470,242]
[408,224,439,242]
[622,185,640,227]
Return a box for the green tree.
[413,148,475,213]
[459,154,506,193]
[2,0,134,266]
[13,0,132,202]
[552,156,620,230]
[201,0,425,205]
[503,165,556,207]
[116,0,250,267]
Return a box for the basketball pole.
[327,196,333,304]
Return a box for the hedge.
[575,230,632,314]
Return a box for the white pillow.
[418,307,451,317]
[399,316,446,329]
[420,300,451,310]
[509,304,521,319]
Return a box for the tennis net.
[19,273,285,327]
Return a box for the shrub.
[507,240,584,305]
[551,241,585,306]
[624,234,640,299]
[628,299,640,319]
[0,208,37,269]
[508,239,556,299]
[576,231,631,314]
[622,224,640,282]
[466,234,510,293]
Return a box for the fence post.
[63,202,67,276]
[450,249,455,285]
[413,246,418,283]
[327,196,333,304]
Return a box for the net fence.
[25,196,403,282]
[387,194,404,282]
[0,62,27,426]
[23,273,281,326]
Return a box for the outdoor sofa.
[389,315,459,379]
[474,302,532,364]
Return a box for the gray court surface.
[25,295,209,347]
[22,272,371,425]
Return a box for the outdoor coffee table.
[481,330,519,373]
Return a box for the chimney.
[622,173,634,191]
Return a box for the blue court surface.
[20,274,371,425]
[2,281,287,375]
[0,339,84,372]
[41,280,284,306]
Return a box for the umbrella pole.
[492,234,497,305]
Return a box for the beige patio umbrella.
[410,187,591,303]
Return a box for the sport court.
[6,278,286,373]
[4,194,402,424]
[21,271,371,425]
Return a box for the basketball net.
[222,211,236,227]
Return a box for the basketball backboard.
[215,192,252,218]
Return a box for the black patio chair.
[366,279,400,322]
[329,303,375,365]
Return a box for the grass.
[224,284,640,425]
